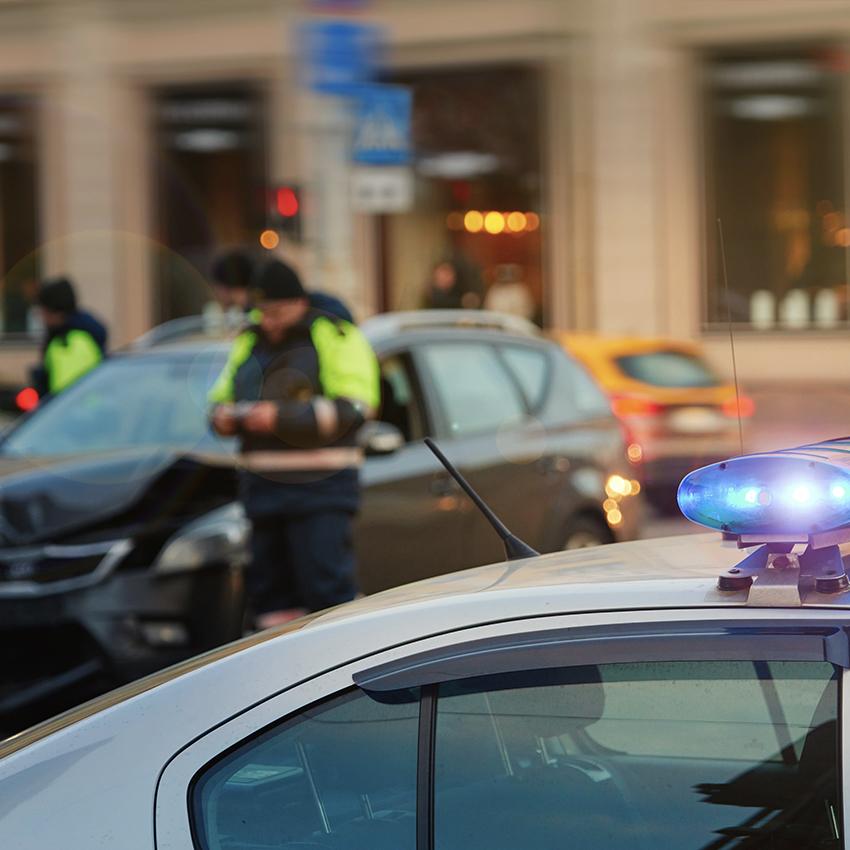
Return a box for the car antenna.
[717,217,745,455]
[424,437,539,561]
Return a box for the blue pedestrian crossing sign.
[352,85,412,166]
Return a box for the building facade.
[2,0,850,384]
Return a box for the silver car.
[0,506,846,850]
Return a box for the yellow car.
[552,334,754,500]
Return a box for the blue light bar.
[677,439,850,537]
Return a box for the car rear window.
[615,350,719,388]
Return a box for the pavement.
[639,382,850,540]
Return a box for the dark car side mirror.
[359,421,405,456]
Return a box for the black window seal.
[353,620,850,694]
[416,684,437,850]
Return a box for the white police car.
[2,439,850,849]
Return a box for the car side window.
[379,353,426,442]
[546,352,612,423]
[434,660,839,850]
[192,689,419,850]
[498,345,550,411]
[568,358,611,418]
[420,342,526,437]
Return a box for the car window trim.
[354,620,850,693]
[376,346,433,442]
[495,341,553,415]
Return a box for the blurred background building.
[3,0,850,388]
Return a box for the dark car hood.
[0,449,220,546]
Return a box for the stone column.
[585,0,664,335]
[46,4,127,343]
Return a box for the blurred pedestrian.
[484,264,535,320]
[210,248,356,324]
[32,276,108,397]
[210,249,254,314]
[208,259,380,629]
[423,255,484,310]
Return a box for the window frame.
[154,609,850,850]
[376,346,433,443]
[700,43,849,334]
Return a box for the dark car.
[0,310,640,730]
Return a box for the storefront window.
[381,65,544,324]
[153,83,267,322]
[704,47,848,330]
[0,96,40,336]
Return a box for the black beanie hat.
[254,259,306,302]
[37,276,77,314]
[211,250,254,290]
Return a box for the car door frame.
[407,332,573,557]
[154,606,850,849]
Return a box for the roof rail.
[131,312,244,349]
[362,310,540,339]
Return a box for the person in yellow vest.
[32,277,108,398]
[209,259,380,629]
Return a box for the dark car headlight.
[153,504,249,575]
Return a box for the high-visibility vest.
[44,329,103,394]
[208,316,380,412]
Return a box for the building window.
[381,66,544,325]
[153,83,267,323]
[0,96,40,336]
[704,47,848,330]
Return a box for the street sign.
[351,166,414,213]
[301,19,382,95]
[352,84,412,166]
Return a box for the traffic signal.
[270,185,302,241]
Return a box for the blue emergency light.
[678,439,850,540]
[678,439,850,595]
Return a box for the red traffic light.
[16,387,39,412]
[276,187,299,218]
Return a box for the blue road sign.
[352,84,412,166]
[301,20,382,95]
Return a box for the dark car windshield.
[615,350,720,389]
[2,352,232,458]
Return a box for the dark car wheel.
[562,515,615,550]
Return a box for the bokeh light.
[260,229,280,250]
[446,211,464,231]
[464,210,484,233]
[507,211,527,233]
[627,443,643,463]
[484,211,505,234]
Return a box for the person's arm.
[242,318,379,445]
[241,397,366,447]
